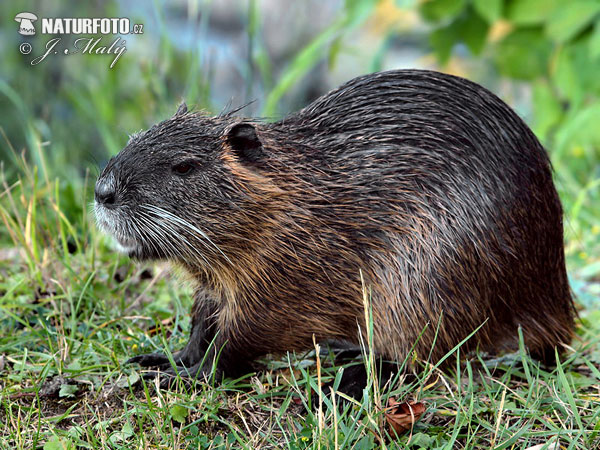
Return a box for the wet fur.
[96,70,574,382]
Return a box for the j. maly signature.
[30,36,126,68]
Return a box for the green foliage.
[418,0,600,267]
[494,28,552,80]
[420,0,467,23]
[429,6,489,63]
[505,0,560,25]
[546,1,600,44]
[472,0,502,24]
[0,1,213,182]
[261,0,378,116]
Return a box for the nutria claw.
[129,353,209,388]
[127,352,175,368]
[140,367,204,390]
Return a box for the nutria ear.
[226,123,264,163]
[175,102,188,116]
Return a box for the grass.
[1,1,599,448]
[1,145,600,449]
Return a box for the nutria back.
[95,69,574,379]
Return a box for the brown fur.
[95,70,575,383]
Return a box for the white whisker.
[137,208,212,267]
[140,204,232,265]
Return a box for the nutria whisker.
[137,208,212,267]
[137,210,196,261]
[139,207,217,267]
[134,212,174,260]
[140,204,231,265]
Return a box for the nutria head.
[94,103,268,266]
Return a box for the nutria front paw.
[128,352,215,389]
[127,352,173,368]
[140,362,212,389]
[127,346,195,368]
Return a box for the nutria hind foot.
[313,359,405,408]
[530,346,565,367]
[127,352,178,368]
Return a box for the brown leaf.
[384,397,426,435]
[147,317,175,336]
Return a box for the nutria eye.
[172,162,194,176]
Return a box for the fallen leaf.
[384,397,426,435]
[147,317,175,336]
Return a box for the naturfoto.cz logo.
[15,13,144,69]
[15,12,38,35]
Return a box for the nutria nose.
[95,178,116,206]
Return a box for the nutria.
[94,69,574,387]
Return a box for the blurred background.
[0,0,599,302]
